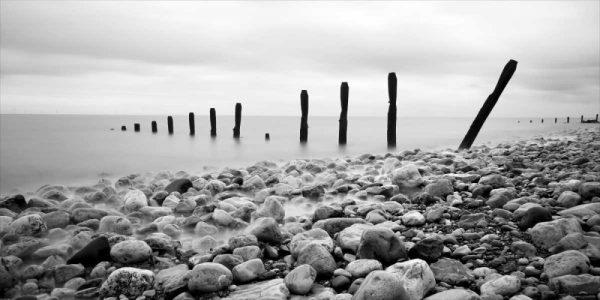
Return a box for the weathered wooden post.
[233,103,242,138]
[265,133,270,141]
[300,90,309,143]
[339,82,349,145]
[167,116,174,134]
[567,116,570,123]
[151,121,157,133]
[121,125,127,131]
[210,108,217,137]
[387,73,397,147]
[134,123,140,132]
[458,59,518,150]
[189,112,195,135]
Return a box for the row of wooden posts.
[523,115,599,124]
[119,58,596,150]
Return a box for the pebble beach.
[1,126,599,300]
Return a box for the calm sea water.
[0,114,591,194]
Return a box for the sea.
[0,114,594,195]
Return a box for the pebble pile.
[1,127,599,300]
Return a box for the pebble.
[284,264,316,294]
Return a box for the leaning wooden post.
[151,121,157,133]
[458,59,518,150]
[233,103,242,138]
[387,73,397,147]
[300,90,309,143]
[134,123,140,132]
[189,112,195,135]
[167,116,174,134]
[210,108,217,137]
[339,82,349,145]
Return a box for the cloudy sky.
[1,1,598,117]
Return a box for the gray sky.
[1,1,598,117]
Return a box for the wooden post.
[151,121,157,133]
[265,133,270,141]
[210,108,217,137]
[458,59,518,150]
[541,118,544,123]
[387,73,397,147]
[339,82,349,145]
[530,120,532,123]
[555,117,557,123]
[300,90,309,143]
[596,114,598,122]
[189,112,195,135]
[581,115,584,123]
[167,116,173,134]
[121,125,127,131]
[233,103,242,138]
[567,116,570,123]
[134,123,140,132]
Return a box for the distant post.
[567,116,570,123]
[387,73,397,147]
[265,133,270,141]
[121,125,127,131]
[151,121,157,133]
[134,123,140,132]
[581,115,584,123]
[167,116,174,134]
[339,82,349,145]
[458,59,518,150]
[555,117,557,124]
[541,118,544,123]
[300,90,309,143]
[233,103,242,138]
[596,114,599,122]
[189,112,195,135]
[210,108,217,137]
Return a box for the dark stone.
[472,185,492,198]
[408,235,444,262]
[165,179,193,195]
[331,275,351,291]
[0,194,27,213]
[67,236,111,267]
[519,206,552,230]
[357,227,407,265]
[430,258,474,285]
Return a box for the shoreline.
[0,126,599,299]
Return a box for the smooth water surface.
[0,114,592,194]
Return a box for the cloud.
[1,1,598,116]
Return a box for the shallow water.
[0,114,593,194]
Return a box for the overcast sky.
[1,1,598,117]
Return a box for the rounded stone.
[99,267,155,298]
[187,262,233,293]
[353,270,409,300]
[543,249,590,278]
[110,240,152,264]
[284,264,317,295]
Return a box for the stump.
[210,108,217,137]
[300,90,309,143]
[189,112,195,135]
[167,116,173,134]
[339,82,349,145]
[458,59,518,150]
[233,103,242,138]
[387,73,397,147]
